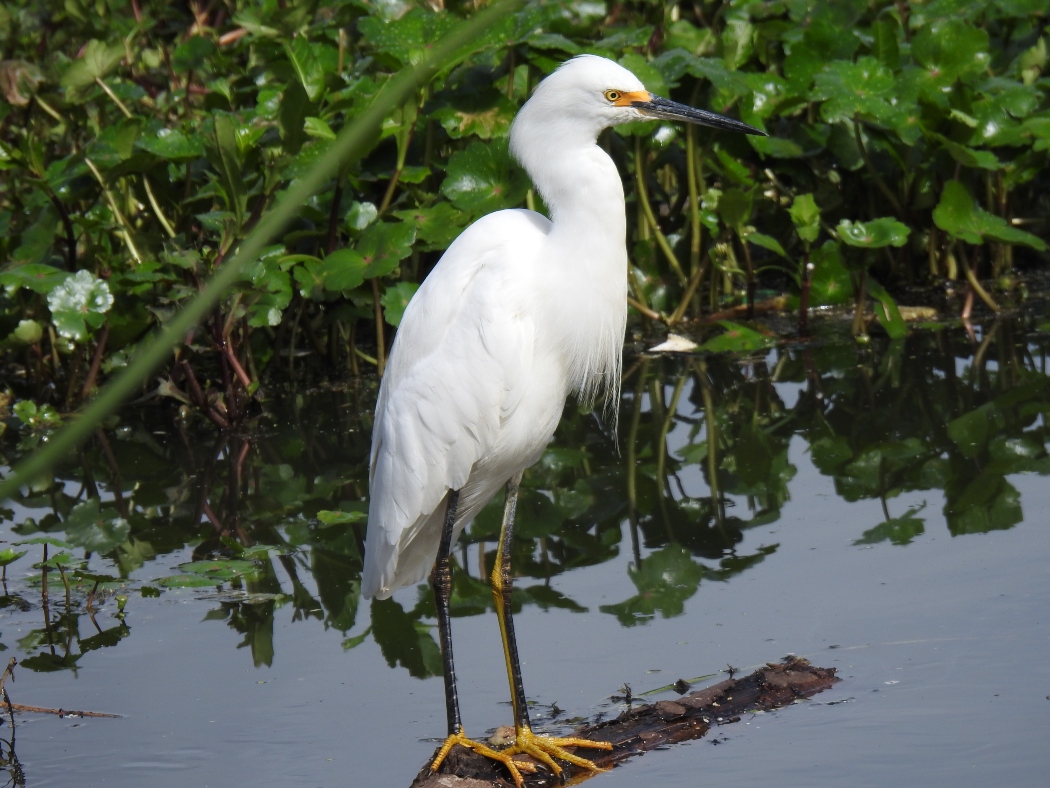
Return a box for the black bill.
[633,95,766,136]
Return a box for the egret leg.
[429,489,538,783]
[490,473,612,784]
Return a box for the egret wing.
[363,210,549,598]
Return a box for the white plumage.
[363,56,642,599]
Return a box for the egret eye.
[604,89,621,103]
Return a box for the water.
[1,320,1049,786]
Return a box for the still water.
[1,319,1049,787]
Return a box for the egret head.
[511,54,764,160]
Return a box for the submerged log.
[411,656,838,787]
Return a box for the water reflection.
[1,318,1048,683]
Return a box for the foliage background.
[0,0,1048,428]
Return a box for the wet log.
[411,656,838,788]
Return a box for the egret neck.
[510,126,629,405]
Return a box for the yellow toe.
[430,729,539,788]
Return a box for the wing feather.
[363,209,550,598]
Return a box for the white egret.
[363,54,763,785]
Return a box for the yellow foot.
[431,729,539,787]
[501,726,613,784]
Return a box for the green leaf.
[10,208,59,266]
[284,38,326,102]
[47,270,114,341]
[380,282,419,327]
[440,140,528,216]
[294,249,368,297]
[172,36,215,73]
[178,559,260,581]
[205,112,245,226]
[155,574,220,588]
[137,126,205,160]
[433,97,516,140]
[527,33,581,55]
[38,552,79,570]
[346,201,378,231]
[721,14,754,71]
[812,58,896,124]
[871,18,900,70]
[810,435,852,474]
[745,231,787,257]
[317,510,367,525]
[911,20,990,85]
[836,218,910,248]
[10,319,43,345]
[931,133,1000,170]
[357,8,458,67]
[393,202,468,250]
[808,241,851,306]
[854,506,926,546]
[789,193,821,243]
[304,116,336,140]
[370,597,442,678]
[244,248,292,327]
[933,180,1047,250]
[866,278,906,340]
[61,39,124,89]
[12,400,61,429]
[0,264,69,295]
[356,221,417,279]
[718,188,753,229]
[666,19,716,56]
[599,545,704,626]
[342,628,372,650]
[699,321,775,354]
[63,499,130,553]
[946,477,1021,535]
[0,548,27,567]
[15,535,74,549]
[279,80,311,156]
[947,403,1002,459]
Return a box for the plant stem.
[84,158,143,264]
[738,233,756,317]
[685,124,706,319]
[143,177,177,239]
[669,248,711,325]
[372,278,386,376]
[959,243,1000,313]
[327,179,343,254]
[46,191,78,270]
[851,268,868,336]
[635,137,688,286]
[656,373,686,500]
[697,361,722,526]
[80,325,110,400]
[95,77,133,119]
[853,117,904,217]
[799,252,812,335]
[627,295,663,322]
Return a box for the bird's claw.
[500,727,613,785]
[431,727,611,787]
[431,730,539,787]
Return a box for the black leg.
[431,488,462,736]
